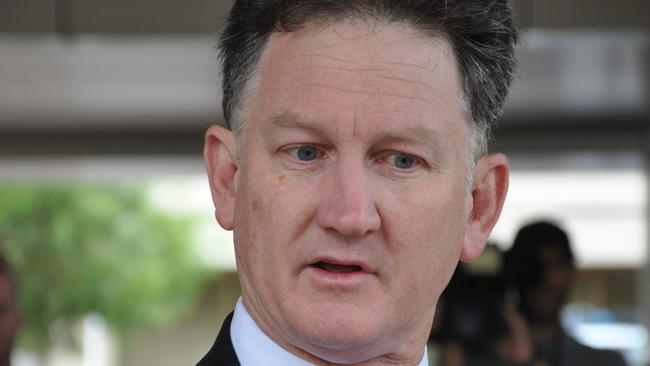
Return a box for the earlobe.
[461,153,509,262]
[204,124,238,230]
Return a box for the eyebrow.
[260,112,332,142]
[267,113,320,131]
[381,125,444,148]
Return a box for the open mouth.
[312,261,364,273]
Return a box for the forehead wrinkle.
[293,63,387,74]
[294,82,430,105]
[376,60,440,74]
[375,74,437,94]
[366,109,426,121]
[291,62,439,95]
[289,62,439,95]
[289,41,445,74]
[307,99,354,112]
[288,53,348,63]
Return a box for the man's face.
[0,276,20,359]
[207,20,507,364]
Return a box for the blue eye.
[392,154,415,169]
[296,146,319,161]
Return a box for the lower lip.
[306,266,372,285]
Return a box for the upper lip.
[309,256,375,274]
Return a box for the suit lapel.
[197,312,241,366]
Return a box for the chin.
[287,301,393,363]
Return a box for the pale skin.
[206,20,508,365]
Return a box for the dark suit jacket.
[197,312,241,366]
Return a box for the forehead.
[267,20,451,64]
[247,20,466,138]
[539,244,571,264]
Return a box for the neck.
[528,321,562,346]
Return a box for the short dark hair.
[218,0,518,158]
[511,221,575,263]
[504,221,575,289]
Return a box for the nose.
[316,158,381,237]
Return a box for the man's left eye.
[391,153,416,169]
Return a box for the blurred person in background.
[431,244,529,366]
[502,221,627,366]
[432,223,629,366]
[0,252,21,366]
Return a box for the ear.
[461,153,509,262]
[204,125,239,230]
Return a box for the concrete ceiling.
[0,1,648,155]
[1,0,648,34]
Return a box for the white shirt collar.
[230,297,429,366]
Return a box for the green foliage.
[0,184,211,349]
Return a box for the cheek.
[385,186,468,290]
[233,170,318,270]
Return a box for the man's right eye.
[279,144,328,171]
[293,145,320,161]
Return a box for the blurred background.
[0,0,648,365]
